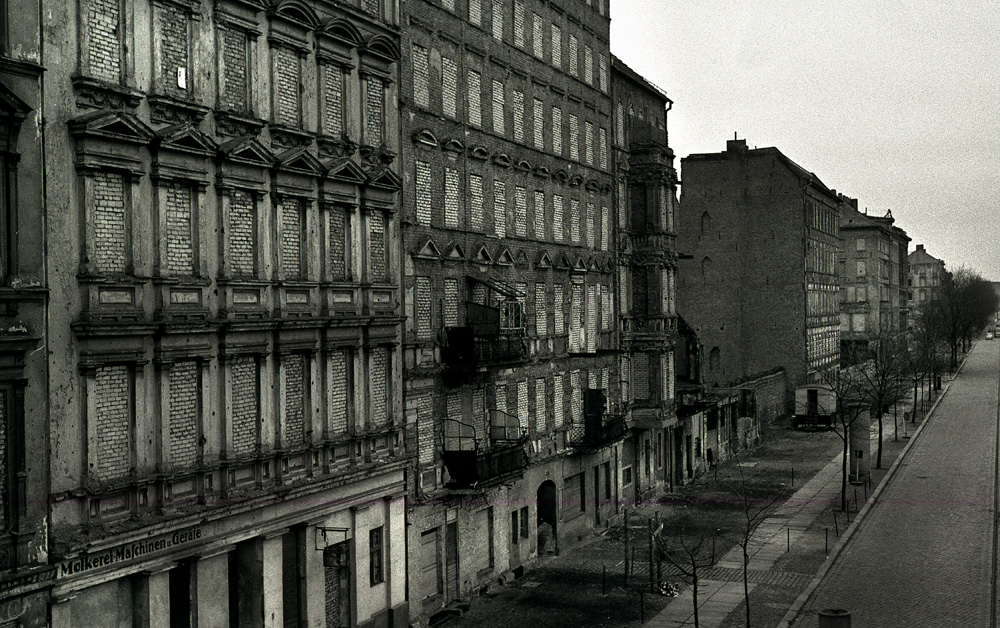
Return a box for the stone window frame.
[266,2,320,131]
[81,356,146,488]
[156,355,209,472]
[219,187,263,280]
[153,176,208,279]
[321,200,356,283]
[277,348,314,451]
[150,0,202,99]
[363,343,395,431]
[323,346,356,440]
[214,11,262,118]
[275,193,312,281]
[220,347,267,461]
[79,168,140,278]
[76,0,135,87]
[364,205,390,284]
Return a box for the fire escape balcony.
[441,301,528,370]
[441,410,528,489]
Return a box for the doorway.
[536,481,557,555]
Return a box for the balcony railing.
[441,411,528,488]
[567,416,629,450]
[620,315,677,335]
[442,300,529,369]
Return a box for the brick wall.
[327,209,346,279]
[169,361,199,468]
[88,0,121,82]
[412,43,430,109]
[221,27,249,113]
[369,212,386,281]
[229,189,255,276]
[158,3,189,96]
[365,76,384,145]
[165,183,194,275]
[95,365,131,480]
[230,356,258,457]
[417,395,434,466]
[369,348,388,427]
[323,66,344,135]
[327,351,348,435]
[92,171,128,274]
[283,355,305,447]
[274,46,300,126]
[280,198,302,278]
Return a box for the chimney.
[916,244,925,251]
[726,136,748,154]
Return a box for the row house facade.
[907,243,946,312]
[0,0,52,625]
[678,138,842,400]
[838,199,910,361]
[610,56,680,499]
[399,0,624,623]
[42,1,408,627]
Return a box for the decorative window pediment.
[469,145,490,161]
[585,178,601,192]
[219,136,275,168]
[514,250,529,268]
[570,175,584,187]
[573,257,588,273]
[155,124,218,158]
[515,160,532,173]
[533,166,550,179]
[555,253,572,270]
[445,243,467,261]
[325,158,367,185]
[587,257,600,272]
[495,248,515,266]
[415,239,441,260]
[69,110,154,174]
[474,245,493,264]
[361,35,401,64]
[443,138,465,153]
[552,170,568,183]
[317,18,364,50]
[275,147,326,177]
[536,251,553,269]
[413,129,439,148]
[366,167,401,191]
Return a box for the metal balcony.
[568,390,630,451]
[441,411,528,489]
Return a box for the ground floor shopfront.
[49,470,407,628]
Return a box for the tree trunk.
[743,543,751,628]
[876,410,884,469]
[691,561,700,628]
[841,434,849,511]
[912,380,917,422]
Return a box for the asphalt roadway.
[791,339,1000,627]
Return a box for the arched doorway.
[536,481,557,555]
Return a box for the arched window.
[701,257,713,282]
[709,347,721,372]
[700,211,711,236]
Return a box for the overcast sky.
[611,0,1000,279]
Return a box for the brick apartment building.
[908,243,946,311]
[398,0,624,623]
[677,139,841,398]
[838,199,910,360]
[0,1,54,625]
[610,56,681,497]
[39,1,409,626]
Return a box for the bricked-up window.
[230,355,260,457]
[369,211,386,281]
[633,353,649,399]
[87,0,124,82]
[585,121,594,165]
[416,396,433,465]
[470,173,484,231]
[444,168,461,228]
[516,380,529,430]
[514,0,525,48]
[586,202,595,248]
[369,347,389,428]
[327,350,350,435]
[163,182,196,275]
[553,194,563,242]
[600,205,609,252]
[534,283,546,335]
[370,527,384,585]
[168,361,200,468]
[228,190,256,277]
[280,198,304,279]
[221,27,251,114]
[415,160,432,225]
[514,186,527,237]
[667,350,676,401]
[554,283,564,334]
[327,207,349,280]
[157,2,191,96]
[552,106,563,155]
[467,70,482,127]
[569,35,578,76]
[0,390,8,531]
[586,284,597,352]
[512,90,524,142]
[322,65,345,136]
[442,0,455,10]
[550,25,563,69]
[91,171,130,275]
[570,282,583,353]
[599,127,608,169]
[94,365,133,481]
[365,76,385,146]
[492,0,504,40]
[584,45,594,85]
[443,279,460,326]
[532,14,543,59]
[493,180,506,238]
[283,354,307,447]
[274,46,301,126]
[570,369,582,424]
[620,355,631,403]
[535,377,547,434]
[570,199,580,244]
[599,54,608,92]
[533,191,545,240]
[616,103,625,148]
[469,0,482,25]
[415,277,432,339]
[601,284,611,331]
[363,0,380,18]
[495,382,507,415]
[492,80,505,135]
[412,43,430,109]
[553,374,564,428]
[569,113,579,160]
[442,57,458,119]
[533,98,544,150]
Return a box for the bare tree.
[853,327,910,468]
[813,365,871,511]
[657,513,718,628]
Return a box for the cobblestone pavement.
[790,340,998,628]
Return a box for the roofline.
[683,144,839,202]
[610,53,673,104]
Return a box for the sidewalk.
[646,375,954,628]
